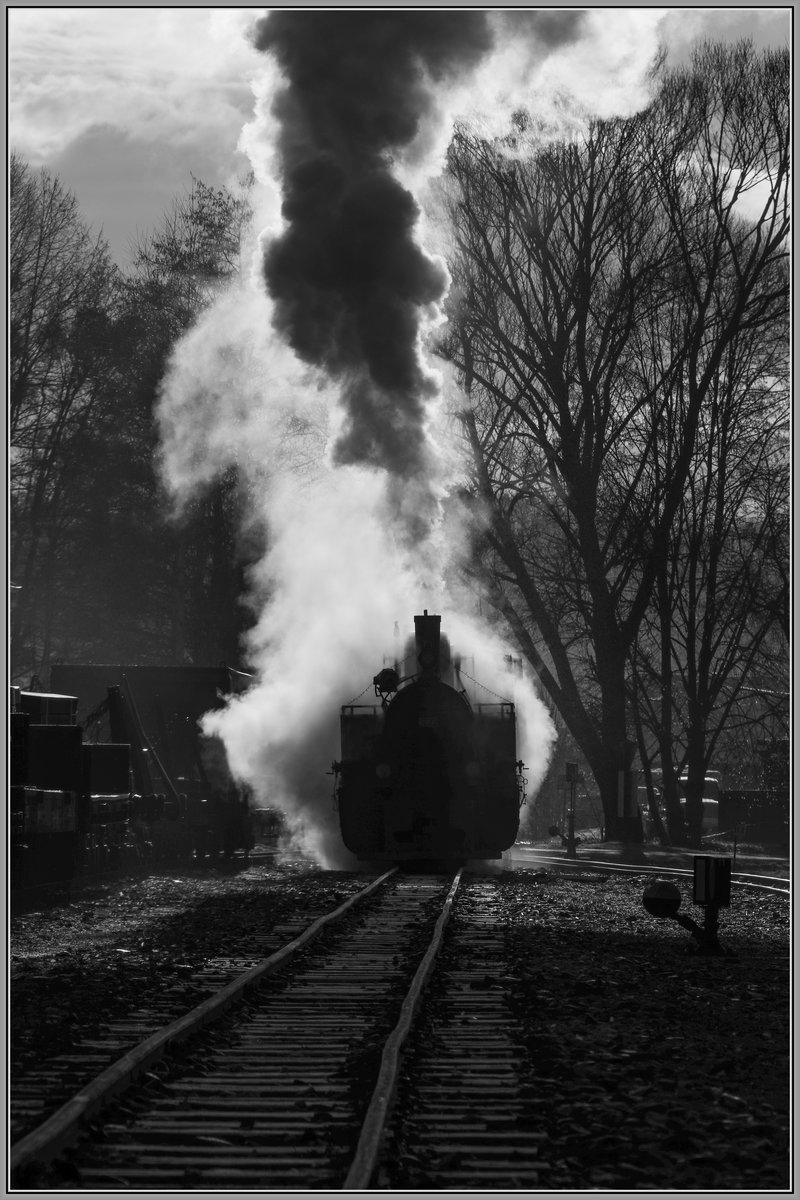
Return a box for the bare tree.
[10,154,121,681]
[131,174,251,334]
[441,40,788,839]
[631,312,789,842]
[629,40,789,842]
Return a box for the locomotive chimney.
[414,611,441,679]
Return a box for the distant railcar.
[10,688,134,884]
[334,613,524,861]
[10,666,255,886]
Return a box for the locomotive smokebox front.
[336,614,522,862]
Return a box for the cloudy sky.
[8,6,791,267]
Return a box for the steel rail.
[10,867,397,1179]
[343,869,463,1190]
[519,852,789,895]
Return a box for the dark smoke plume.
[252,11,493,482]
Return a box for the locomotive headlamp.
[373,668,399,697]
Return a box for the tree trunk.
[683,731,707,848]
[637,752,670,846]
[592,648,643,842]
[631,657,671,845]
[589,737,643,843]
[661,765,686,846]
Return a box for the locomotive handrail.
[343,681,379,705]
[475,701,516,715]
[458,667,514,705]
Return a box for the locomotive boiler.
[334,612,525,861]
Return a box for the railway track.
[517,851,790,897]
[11,856,789,1190]
[11,868,459,1188]
[374,877,546,1189]
[11,867,562,1190]
[10,873,347,1146]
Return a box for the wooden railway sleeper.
[10,867,396,1183]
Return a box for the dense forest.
[9,40,789,843]
[10,162,256,681]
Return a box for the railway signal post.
[692,855,732,953]
[564,762,579,859]
[642,856,733,955]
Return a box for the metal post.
[692,856,730,955]
[565,770,578,859]
[703,903,721,953]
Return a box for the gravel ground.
[500,867,790,1190]
[11,853,366,1097]
[10,854,790,1191]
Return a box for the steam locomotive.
[334,612,525,861]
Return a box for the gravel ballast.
[10,853,790,1190]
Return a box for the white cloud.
[10,7,789,168]
[656,7,790,65]
[8,7,265,163]
[532,9,665,117]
